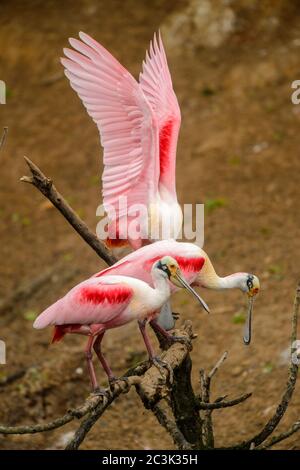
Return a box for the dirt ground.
[0,0,300,450]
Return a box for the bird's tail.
[51,325,66,343]
[104,236,129,248]
[104,220,129,248]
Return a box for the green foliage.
[23,310,38,321]
[232,312,246,324]
[205,198,227,214]
[262,362,274,374]
[268,264,284,280]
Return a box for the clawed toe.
[151,356,174,384]
[92,387,108,397]
[109,376,130,392]
[170,335,193,351]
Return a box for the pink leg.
[139,320,173,382]
[138,319,156,360]
[93,331,116,382]
[151,319,192,350]
[150,320,173,341]
[85,335,100,393]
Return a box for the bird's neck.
[198,254,243,290]
[151,270,171,299]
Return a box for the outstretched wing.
[61,32,160,221]
[139,32,181,197]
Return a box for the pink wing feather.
[94,240,204,286]
[139,32,181,197]
[61,32,160,223]
[33,278,133,328]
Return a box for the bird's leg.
[138,319,156,359]
[93,332,117,387]
[138,319,173,384]
[85,335,106,396]
[150,319,192,351]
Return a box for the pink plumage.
[95,240,205,288]
[33,278,133,330]
[61,32,182,249]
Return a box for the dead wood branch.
[257,420,300,450]
[152,401,192,450]
[20,157,117,266]
[199,351,228,448]
[196,392,252,410]
[231,282,300,450]
[0,127,8,153]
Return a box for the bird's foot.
[169,335,193,351]
[109,376,130,392]
[91,386,109,398]
[151,356,173,385]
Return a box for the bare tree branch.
[20,157,117,266]
[208,351,228,379]
[152,401,192,450]
[257,420,300,450]
[0,127,8,153]
[0,376,140,437]
[236,283,300,449]
[215,282,300,451]
[196,392,252,410]
[65,376,141,450]
[199,351,228,448]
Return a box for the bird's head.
[154,256,210,313]
[239,273,260,297]
[239,273,260,345]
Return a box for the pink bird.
[94,240,260,345]
[33,256,204,394]
[61,31,182,249]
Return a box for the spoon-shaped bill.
[243,296,254,345]
[174,272,210,313]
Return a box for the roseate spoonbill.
[94,240,260,344]
[33,256,205,394]
[61,31,182,249]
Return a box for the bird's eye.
[247,275,254,290]
[170,264,175,269]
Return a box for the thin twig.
[196,392,252,410]
[0,127,8,153]
[257,420,300,449]
[65,376,140,450]
[199,369,214,448]
[0,376,140,436]
[199,351,228,448]
[0,368,27,388]
[243,283,299,448]
[228,283,300,450]
[20,157,117,266]
[208,351,228,378]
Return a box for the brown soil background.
[0,0,300,450]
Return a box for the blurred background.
[0,0,300,449]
